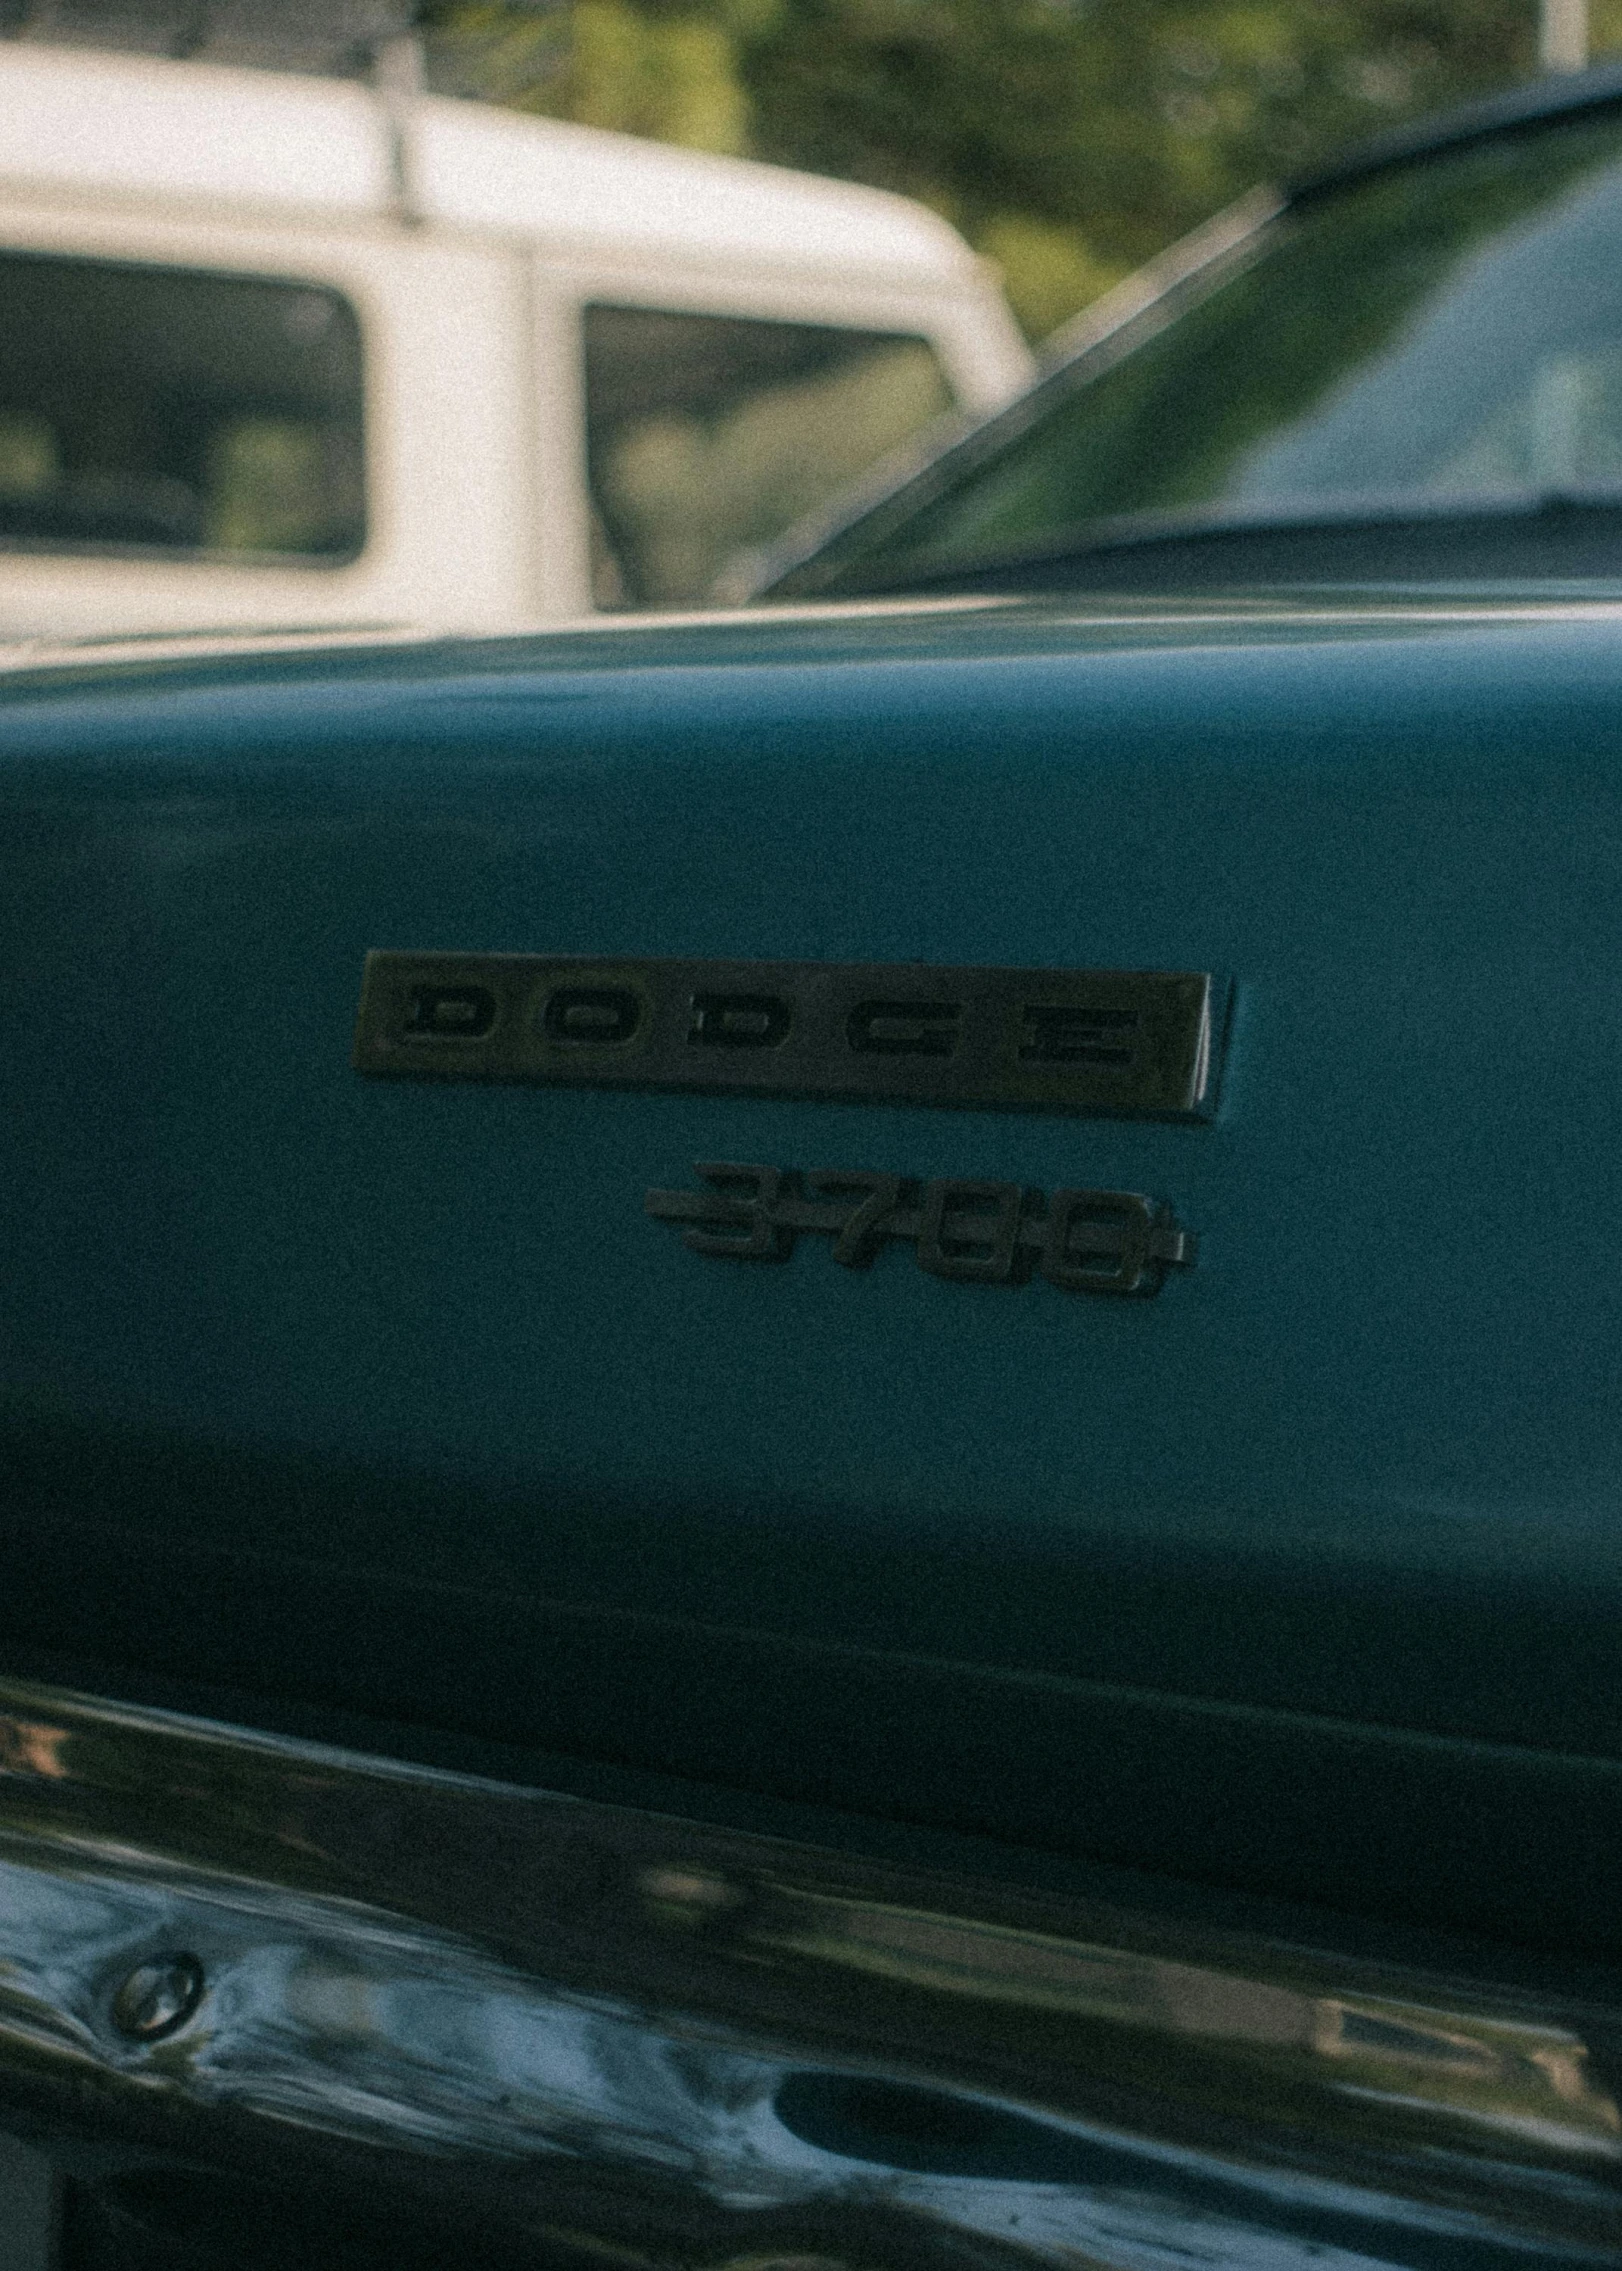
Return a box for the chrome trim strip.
[750,185,1284,600]
[1033,186,1288,373]
[1,1679,1618,2268]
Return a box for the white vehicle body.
[0,42,1032,637]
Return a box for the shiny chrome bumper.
[0,1677,1618,2268]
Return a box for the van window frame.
[578,299,957,609]
[0,245,369,571]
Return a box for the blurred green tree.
[422,1,1622,336]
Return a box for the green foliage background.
[421,1,1622,338]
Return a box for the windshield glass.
[785,104,1622,592]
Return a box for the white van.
[0,40,1032,638]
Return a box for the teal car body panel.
[19,61,1622,2263]
[4,593,1622,1959]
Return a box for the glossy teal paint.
[5,594,1622,1952]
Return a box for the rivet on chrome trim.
[110,1955,205,2043]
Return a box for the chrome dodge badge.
[355,953,1220,1118]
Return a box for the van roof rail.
[0,0,417,77]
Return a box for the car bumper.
[0,1677,1618,2269]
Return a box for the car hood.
[5,583,1622,1953]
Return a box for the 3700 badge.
[645,1164,1194,1296]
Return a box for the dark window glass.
[798,107,1622,589]
[0,252,365,561]
[582,304,952,607]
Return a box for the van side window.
[581,306,953,607]
[0,252,364,562]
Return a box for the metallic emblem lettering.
[1043,1189,1163,1294]
[917,1179,1025,1281]
[675,1163,793,1260]
[1019,1003,1137,1065]
[645,1165,1193,1296]
[847,999,961,1056]
[356,955,1221,1118]
[402,982,497,1040]
[544,985,644,1046]
[690,992,792,1048]
[802,1169,903,1267]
